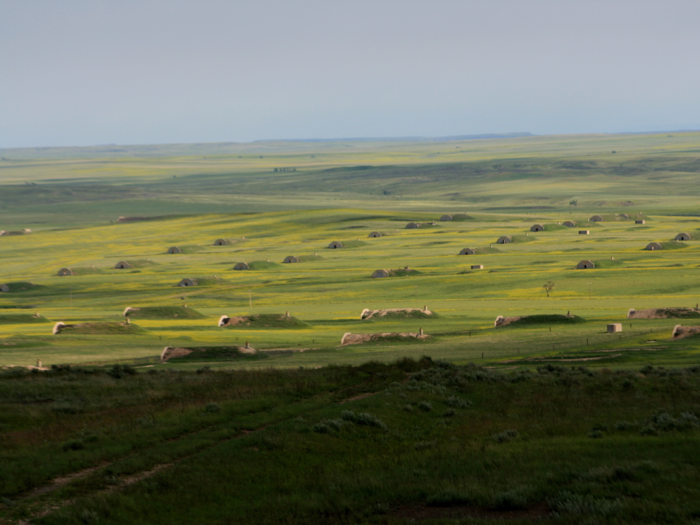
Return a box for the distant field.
[1,132,700,371]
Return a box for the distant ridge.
[255,133,534,143]
[0,133,533,160]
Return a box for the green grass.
[124,306,205,320]
[0,359,699,524]
[0,314,50,324]
[56,322,147,335]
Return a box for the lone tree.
[569,199,578,206]
[543,280,556,297]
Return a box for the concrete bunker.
[167,246,182,254]
[459,248,476,255]
[283,256,299,263]
[328,241,343,249]
[530,224,545,232]
[645,242,662,251]
[577,260,595,269]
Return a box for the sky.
[1,0,700,148]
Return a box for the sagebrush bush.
[491,429,518,443]
[340,410,386,429]
[445,396,472,409]
[550,492,624,517]
[426,488,473,507]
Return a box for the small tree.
[569,199,578,206]
[543,280,555,297]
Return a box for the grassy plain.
[2,132,700,523]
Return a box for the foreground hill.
[1,358,699,524]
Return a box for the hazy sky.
[2,0,699,148]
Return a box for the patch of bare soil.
[339,392,376,404]
[501,354,621,364]
[391,502,550,522]
[19,465,104,500]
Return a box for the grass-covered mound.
[657,308,700,319]
[474,246,502,254]
[220,314,310,329]
[388,268,423,277]
[362,309,439,320]
[374,310,437,320]
[542,223,569,231]
[113,259,158,269]
[660,241,688,250]
[124,306,205,319]
[509,235,535,243]
[192,276,228,286]
[0,314,50,324]
[56,322,147,335]
[327,240,368,249]
[591,259,625,269]
[0,282,45,293]
[449,214,473,222]
[167,346,269,362]
[248,261,283,270]
[508,314,586,326]
[61,267,104,276]
[298,254,324,262]
[174,245,208,254]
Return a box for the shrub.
[418,401,432,412]
[445,396,472,409]
[340,410,386,429]
[550,492,623,517]
[414,440,437,450]
[313,423,330,434]
[491,487,531,510]
[442,408,456,418]
[403,404,414,412]
[588,430,604,439]
[614,420,638,431]
[62,439,85,452]
[106,364,137,379]
[639,424,659,436]
[492,429,518,443]
[204,403,221,413]
[426,489,473,507]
